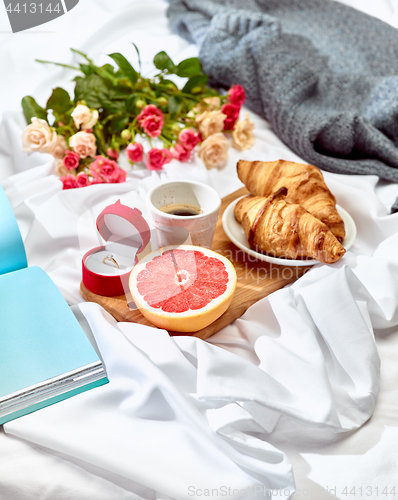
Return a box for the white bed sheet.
[1,1,398,499]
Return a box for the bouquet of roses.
[21,46,255,189]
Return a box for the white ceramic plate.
[222,196,357,266]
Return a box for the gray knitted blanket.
[167,0,398,212]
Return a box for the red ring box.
[82,200,150,297]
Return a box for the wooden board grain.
[80,187,311,340]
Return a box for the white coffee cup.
[147,180,221,248]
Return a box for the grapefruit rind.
[129,245,237,332]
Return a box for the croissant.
[237,159,346,242]
[234,188,346,264]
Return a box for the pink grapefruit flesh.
[129,245,237,332]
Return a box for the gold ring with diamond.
[102,253,119,269]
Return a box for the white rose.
[69,131,97,158]
[198,132,229,169]
[232,113,255,151]
[22,117,57,154]
[195,110,226,139]
[203,97,221,110]
[71,104,99,130]
[82,109,99,130]
[49,135,67,159]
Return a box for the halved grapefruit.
[129,245,237,332]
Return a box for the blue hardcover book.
[0,185,108,425]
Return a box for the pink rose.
[221,103,241,130]
[69,131,96,158]
[116,168,127,183]
[75,172,91,188]
[90,176,105,185]
[178,129,201,151]
[89,156,126,184]
[137,104,163,123]
[89,155,120,182]
[170,144,191,162]
[60,174,77,190]
[63,150,80,171]
[126,142,144,163]
[137,105,164,138]
[106,148,119,161]
[140,115,163,138]
[227,85,246,107]
[145,148,172,171]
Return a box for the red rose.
[146,148,172,171]
[106,148,119,161]
[178,129,201,151]
[60,174,77,190]
[137,105,164,138]
[75,172,91,188]
[227,85,246,106]
[126,142,144,163]
[170,144,191,162]
[89,155,120,183]
[221,103,240,130]
[63,150,80,171]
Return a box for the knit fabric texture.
[167,0,398,212]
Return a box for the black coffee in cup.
[160,204,203,217]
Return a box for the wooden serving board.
[80,187,311,340]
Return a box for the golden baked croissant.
[234,188,346,264]
[237,159,346,242]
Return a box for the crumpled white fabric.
[6,302,296,500]
[2,0,398,498]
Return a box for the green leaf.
[153,51,176,73]
[159,79,178,90]
[21,96,47,124]
[108,114,130,133]
[101,64,115,74]
[176,57,202,78]
[74,78,100,108]
[95,65,119,86]
[132,42,141,72]
[46,87,72,113]
[109,102,127,113]
[74,74,110,108]
[109,85,133,100]
[79,64,92,76]
[101,99,126,114]
[108,53,138,84]
[182,74,209,94]
[168,96,182,115]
